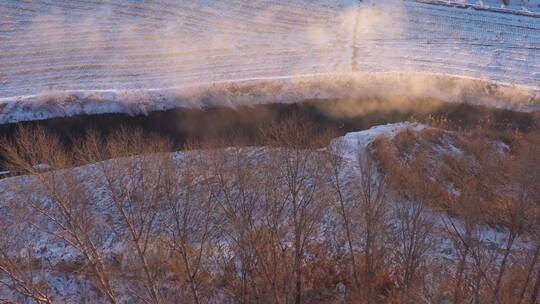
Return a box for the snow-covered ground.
[1,0,539,124]
[356,0,540,85]
[0,123,436,269]
[0,122,533,302]
[0,123,424,302]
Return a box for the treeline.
[1,99,538,176]
[0,118,539,304]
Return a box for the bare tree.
[264,117,331,304]
[391,155,436,303]
[438,133,498,304]
[356,152,390,304]
[207,145,265,303]
[0,206,52,304]
[255,150,292,304]
[489,152,534,303]
[528,256,540,304]
[160,147,218,304]
[519,244,540,304]
[93,128,172,304]
[1,126,118,303]
[515,131,540,304]
[326,139,361,292]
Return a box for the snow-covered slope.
[334,122,427,160]
[0,122,534,302]
[1,0,540,124]
[0,122,423,303]
[0,123,422,263]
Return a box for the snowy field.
[356,0,540,84]
[424,0,540,13]
[1,0,540,123]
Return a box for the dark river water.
[0,97,538,176]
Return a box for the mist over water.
[1,94,538,174]
[1,72,539,126]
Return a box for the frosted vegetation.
[0,0,539,303]
[0,119,539,303]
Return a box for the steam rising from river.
[1,72,539,125]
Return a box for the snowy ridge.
[1,72,539,124]
[332,122,427,159]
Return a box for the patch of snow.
[333,122,426,160]
[489,139,511,153]
[33,164,51,171]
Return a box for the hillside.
[0,121,538,303]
